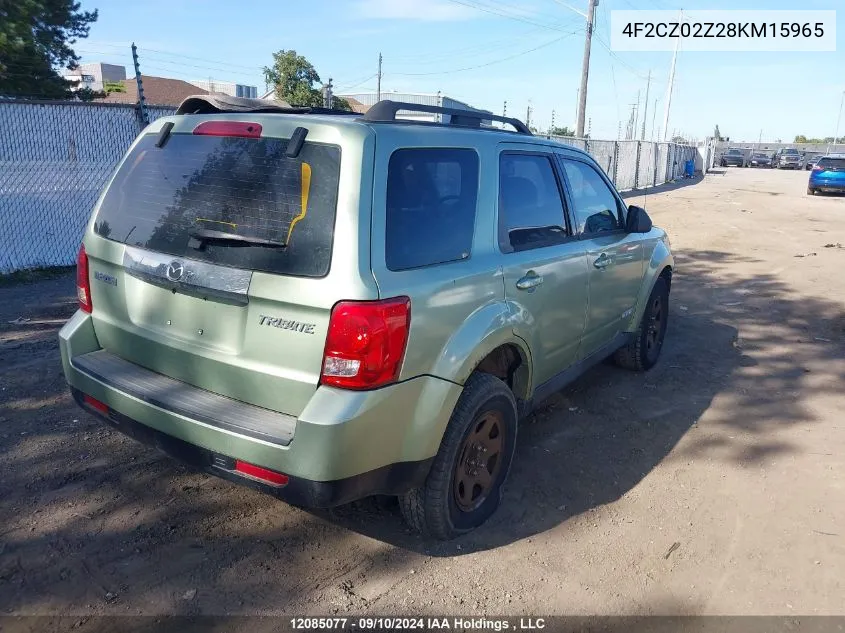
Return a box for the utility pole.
[662,9,682,141]
[131,42,148,127]
[503,100,507,117]
[634,90,641,139]
[324,78,333,109]
[575,0,598,138]
[376,53,383,102]
[831,90,845,152]
[641,70,651,140]
[550,109,555,135]
[758,129,763,144]
[650,98,659,141]
[526,103,532,129]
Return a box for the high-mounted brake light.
[76,244,92,313]
[192,121,262,138]
[321,297,411,390]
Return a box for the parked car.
[773,148,802,169]
[808,154,845,195]
[803,152,823,170]
[749,153,772,168]
[720,148,747,167]
[59,94,673,539]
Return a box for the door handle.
[593,253,612,269]
[516,272,544,291]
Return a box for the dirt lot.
[1,167,844,623]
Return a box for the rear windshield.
[817,157,845,169]
[93,131,340,277]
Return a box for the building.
[187,80,257,99]
[101,75,210,107]
[63,63,126,92]
[337,92,492,124]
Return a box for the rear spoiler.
[175,94,357,116]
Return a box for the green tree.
[0,0,98,98]
[263,50,324,107]
[550,125,575,137]
[76,86,105,101]
[794,135,809,143]
[103,80,125,93]
[331,95,351,111]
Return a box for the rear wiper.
[189,228,286,249]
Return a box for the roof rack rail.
[361,100,532,135]
[175,94,359,116]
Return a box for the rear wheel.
[399,372,517,540]
[615,276,669,372]
[808,187,816,196]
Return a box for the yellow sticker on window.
[286,162,311,245]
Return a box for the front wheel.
[615,276,669,372]
[399,373,517,540]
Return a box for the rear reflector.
[192,121,262,138]
[234,460,289,486]
[83,394,109,415]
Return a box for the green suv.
[59,95,673,539]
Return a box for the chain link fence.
[0,101,175,273]
[1,100,704,273]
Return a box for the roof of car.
[172,94,594,160]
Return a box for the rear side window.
[93,132,340,277]
[385,148,479,271]
[817,157,845,169]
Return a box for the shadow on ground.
[1,247,844,614]
[620,174,704,199]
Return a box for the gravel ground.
[1,167,844,625]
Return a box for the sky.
[73,0,844,143]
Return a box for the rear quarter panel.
[368,127,532,391]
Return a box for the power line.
[445,0,581,32]
[389,34,574,76]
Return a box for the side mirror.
[626,205,653,233]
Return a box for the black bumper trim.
[71,388,433,508]
[71,350,296,447]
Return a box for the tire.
[808,187,816,196]
[614,276,670,372]
[399,372,517,540]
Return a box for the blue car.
[808,155,845,195]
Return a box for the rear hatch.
[813,157,845,183]
[84,114,375,418]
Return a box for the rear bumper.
[809,179,845,192]
[71,388,432,507]
[59,311,462,506]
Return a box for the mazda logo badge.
[166,260,185,282]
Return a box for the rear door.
[84,116,375,417]
[558,155,644,360]
[497,147,589,386]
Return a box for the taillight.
[192,121,262,138]
[321,297,411,390]
[76,244,92,313]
